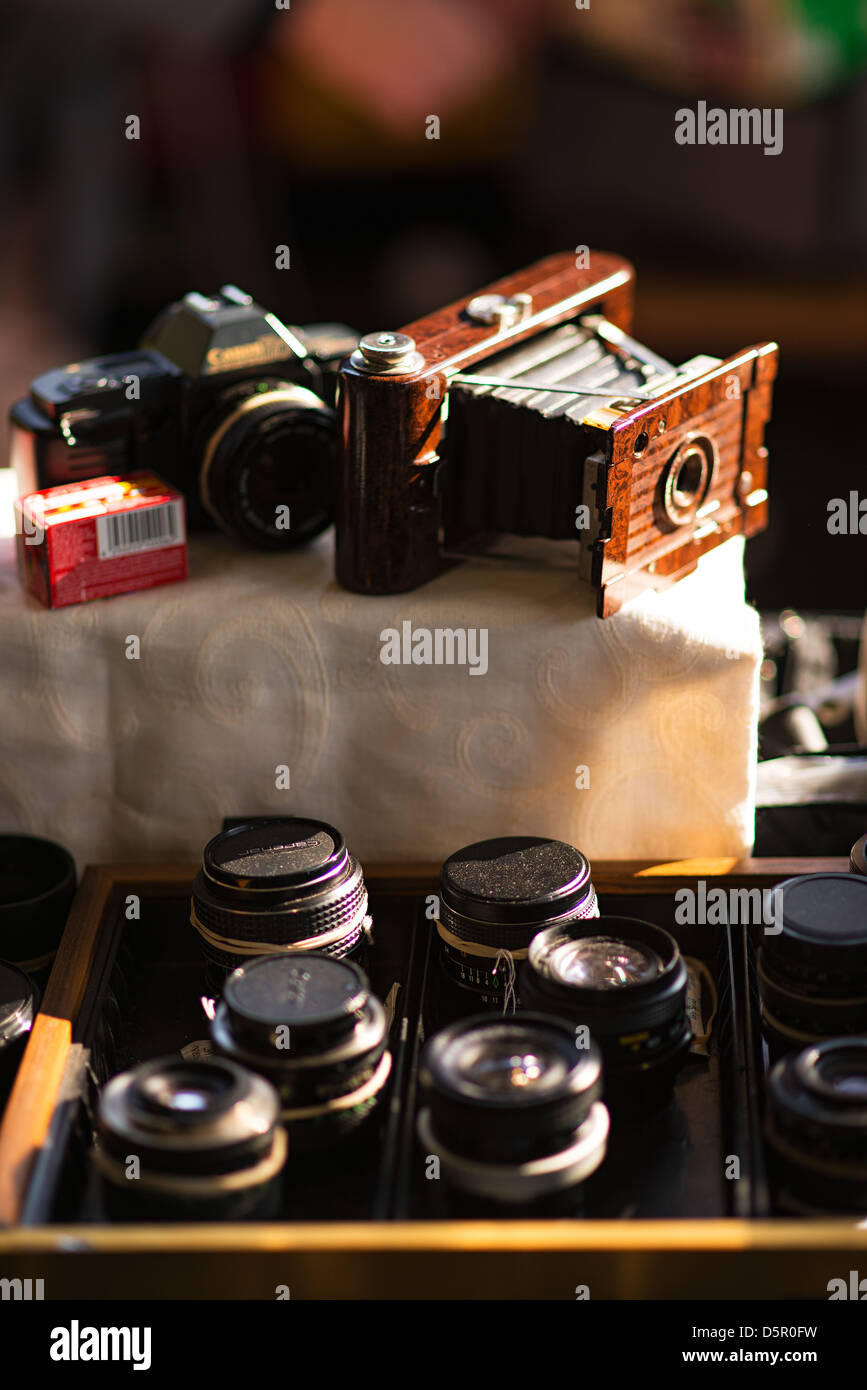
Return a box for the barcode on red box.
[96,499,185,558]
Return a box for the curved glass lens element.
[466,1049,545,1092]
[170,1089,210,1112]
[140,1063,234,1118]
[819,1055,867,1101]
[547,935,661,989]
[448,1027,568,1096]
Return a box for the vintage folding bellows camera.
[336,251,777,616]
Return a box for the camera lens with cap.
[850,835,867,878]
[417,1013,609,1206]
[521,915,691,1115]
[0,960,38,1107]
[210,953,391,1151]
[0,834,76,981]
[757,873,867,1056]
[93,1055,286,1220]
[191,817,372,985]
[435,836,598,1016]
[764,1037,867,1214]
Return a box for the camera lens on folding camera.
[521,915,691,1114]
[94,1056,286,1219]
[757,873,867,1056]
[417,1013,608,1205]
[435,836,598,1015]
[191,818,371,986]
[764,1037,867,1214]
[210,953,391,1151]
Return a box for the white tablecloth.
[0,530,761,869]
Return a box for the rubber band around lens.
[278,1050,392,1122]
[417,1101,609,1203]
[435,919,529,961]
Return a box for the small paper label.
[686,964,708,1056]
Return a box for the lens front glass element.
[443,1024,570,1100]
[816,1050,867,1102]
[547,935,662,989]
[139,1062,235,1119]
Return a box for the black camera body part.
[10,286,358,549]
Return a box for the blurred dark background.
[0,0,865,611]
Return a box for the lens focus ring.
[192,868,368,947]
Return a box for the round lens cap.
[204,819,347,892]
[224,954,368,1032]
[441,837,591,926]
[772,874,867,951]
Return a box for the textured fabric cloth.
[0,531,761,869]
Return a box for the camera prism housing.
[335,250,777,616]
[10,286,357,549]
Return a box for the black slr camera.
[10,286,358,548]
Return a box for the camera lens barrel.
[764,1037,867,1213]
[191,818,371,979]
[210,953,391,1150]
[757,873,867,1053]
[199,380,336,549]
[94,1056,286,1219]
[435,837,598,1013]
[0,960,38,1105]
[418,1013,609,1203]
[0,834,76,979]
[521,915,691,1113]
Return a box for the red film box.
[15,472,187,609]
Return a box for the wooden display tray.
[0,854,863,1301]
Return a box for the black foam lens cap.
[204,818,346,891]
[441,837,592,926]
